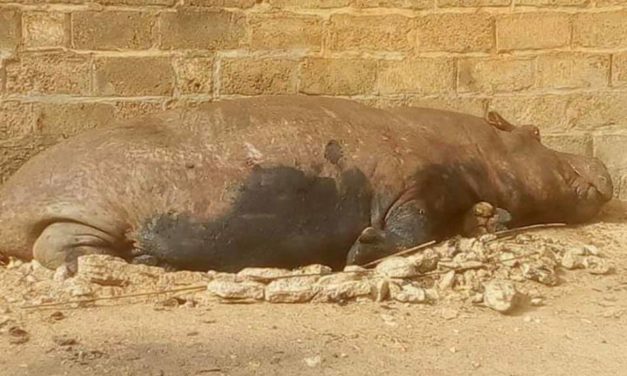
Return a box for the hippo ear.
[486,111,515,132]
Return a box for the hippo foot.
[346,227,399,267]
[462,202,512,237]
[33,222,122,272]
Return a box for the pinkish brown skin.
[0,96,613,272]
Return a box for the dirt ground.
[0,202,626,376]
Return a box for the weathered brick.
[328,14,414,52]
[0,8,20,52]
[0,101,36,139]
[516,0,588,6]
[488,95,569,131]
[416,14,493,53]
[300,58,378,95]
[249,13,322,50]
[72,11,155,50]
[497,13,570,51]
[5,52,91,95]
[566,93,627,130]
[458,57,535,93]
[573,11,627,49]
[23,12,67,48]
[96,0,175,5]
[33,102,115,138]
[220,58,298,95]
[595,0,627,6]
[267,0,351,7]
[536,54,610,89]
[354,0,432,9]
[173,56,213,95]
[541,133,593,157]
[114,101,165,121]
[160,9,246,50]
[405,97,488,117]
[611,52,627,87]
[593,134,627,172]
[95,57,175,96]
[438,0,510,6]
[620,175,627,201]
[379,58,456,95]
[186,0,256,7]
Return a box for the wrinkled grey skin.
[0,96,614,273]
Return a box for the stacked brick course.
[0,0,626,198]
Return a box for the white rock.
[236,267,293,283]
[64,277,94,297]
[343,265,368,273]
[483,280,521,314]
[391,282,427,304]
[441,308,459,320]
[561,249,585,270]
[376,257,416,278]
[77,254,164,286]
[372,279,389,302]
[583,244,601,256]
[265,276,319,303]
[499,251,518,267]
[410,249,440,273]
[583,256,613,275]
[438,270,456,290]
[303,355,322,368]
[207,280,265,300]
[296,264,332,275]
[315,280,372,302]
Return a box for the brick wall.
[0,0,626,198]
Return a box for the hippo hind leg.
[347,199,432,266]
[33,222,123,275]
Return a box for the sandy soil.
[0,202,625,376]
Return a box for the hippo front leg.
[33,222,122,277]
[346,199,432,266]
[461,202,512,237]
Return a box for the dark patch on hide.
[137,165,373,272]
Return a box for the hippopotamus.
[0,95,613,273]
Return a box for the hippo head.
[560,152,613,222]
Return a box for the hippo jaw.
[562,153,614,222]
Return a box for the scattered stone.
[441,308,459,320]
[375,257,417,278]
[390,282,428,304]
[236,268,293,283]
[380,314,397,327]
[53,335,78,346]
[521,262,558,286]
[265,276,319,303]
[372,279,389,302]
[65,278,95,297]
[530,297,544,306]
[297,264,332,275]
[49,311,66,322]
[303,355,322,368]
[438,270,456,290]
[8,326,29,345]
[499,251,518,267]
[483,280,521,314]
[343,265,368,273]
[315,280,372,303]
[583,256,613,275]
[207,280,264,301]
[561,249,586,270]
[78,254,164,286]
[411,249,441,273]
